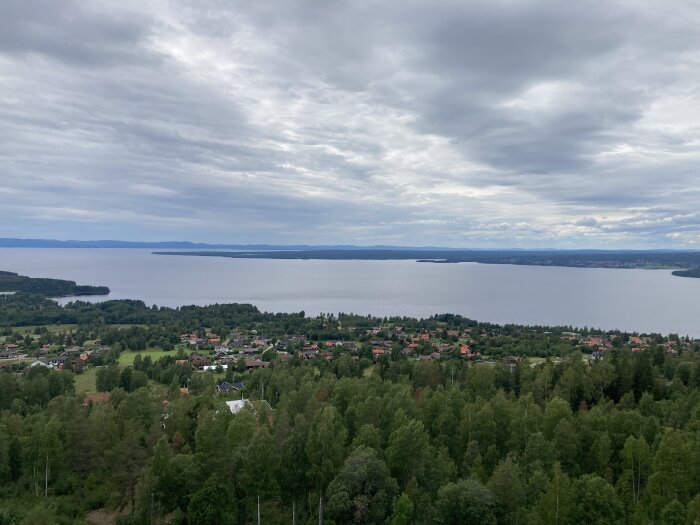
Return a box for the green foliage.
[620,435,651,505]
[19,503,57,525]
[188,474,235,525]
[96,365,120,392]
[567,474,624,525]
[326,446,398,524]
[386,416,431,487]
[306,404,347,491]
[434,479,496,525]
[647,429,694,515]
[659,499,686,525]
[488,456,525,522]
[388,492,414,525]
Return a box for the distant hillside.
[0,271,109,297]
[0,238,264,249]
[0,238,455,250]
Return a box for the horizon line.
[1,237,700,252]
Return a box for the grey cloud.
[1,0,700,247]
[574,218,599,227]
[0,0,153,66]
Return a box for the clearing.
[73,367,99,395]
[117,348,174,365]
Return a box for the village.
[1,320,690,386]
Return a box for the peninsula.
[0,270,109,297]
[153,249,700,276]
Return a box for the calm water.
[1,248,699,336]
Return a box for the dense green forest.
[2,272,700,524]
[4,340,700,524]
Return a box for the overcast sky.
[1,0,700,248]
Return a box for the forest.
[3,337,700,524]
[2,273,700,524]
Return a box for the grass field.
[11,323,147,334]
[73,367,99,395]
[11,324,78,334]
[117,348,174,365]
[73,367,168,396]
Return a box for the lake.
[1,248,699,336]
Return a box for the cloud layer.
[2,0,700,247]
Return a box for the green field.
[73,367,99,395]
[118,348,174,365]
[11,324,78,334]
[11,323,148,334]
[73,367,170,396]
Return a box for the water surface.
[1,248,699,336]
